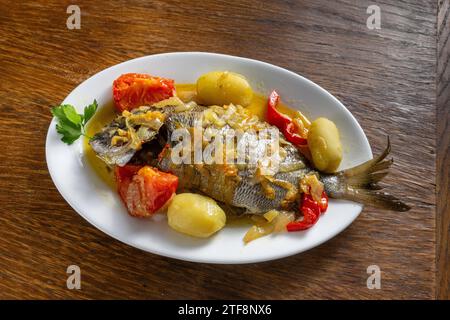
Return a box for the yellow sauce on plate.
[84,102,116,188]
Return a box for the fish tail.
[322,137,410,211]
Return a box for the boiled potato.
[308,117,343,173]
[167,193,226,238]
[196,71,253,107]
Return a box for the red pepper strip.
[267,90,289,128]
[286,191,329,231]
[286,206,320,231]
[266,90,307,146]
[303,192,328,213]
[302,193,319,211]
[318,191,329,213]
[285,122,308,145]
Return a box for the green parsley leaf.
[62,105,82,125]
[82,99,98,125]
[51,100,98,145]
[50,105,67,120]
[56,121,81,145]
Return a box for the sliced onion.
[300,173,324,203]
[243,224,274,244]
[244,211,295,244]
[273,211,295,232]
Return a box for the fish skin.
[157,139,311,213]
[154,102,310,213]
[91,99,410,213]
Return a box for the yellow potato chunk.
[196,71,253,107]
[308,117,343,173]
[167,193,226,238]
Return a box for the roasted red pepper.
[318,191,328,213]
[286,191,329,231]
[286,205,320,231]
[266,90,307,146]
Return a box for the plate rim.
[46,51,372,264]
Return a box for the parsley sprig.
[51,100,98,145]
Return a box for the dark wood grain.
[0,0,443,299]
[437,0,450,300]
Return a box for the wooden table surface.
[0,0,448,299]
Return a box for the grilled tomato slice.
[113,73,175,112]
[115,165,178,217]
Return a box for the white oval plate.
[46,52,371,264]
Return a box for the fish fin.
[324,137,410,212]
[341,189,410,211]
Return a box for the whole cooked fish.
[90,98,410,214]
